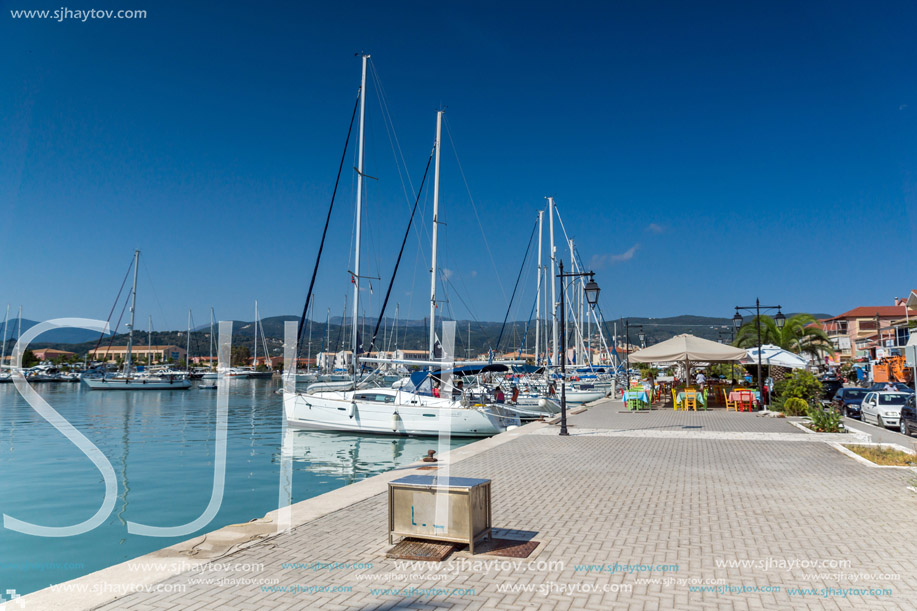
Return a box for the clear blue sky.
[2,0,916,330]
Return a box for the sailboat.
[82,250,191,390]
[247,301,274,379]
[284,59,518,436]
[0,305,11,383]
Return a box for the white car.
[860,392,911,429]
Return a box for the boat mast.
[569,237,579,364]
[125,250,139,375]
[253,300,259,369]
[147,315,152,367]
[548,198,557,367]
[307,298,314,372]
[209,307,214,371]
[429,109,443,357]
[186,309,191,372]
[351,53,369,376]
[0,305,9,369]
[324,307,331,373]
[394,303,399,351]
[535,211,543,365]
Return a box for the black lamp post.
[733,299,785,408]
[557,260,600,436]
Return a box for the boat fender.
[348,401,356,419]
[538,398,547,408]
[392,411,400,431]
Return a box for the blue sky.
[2,0,916,330]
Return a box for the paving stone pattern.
[94,401,917,610]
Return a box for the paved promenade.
[23,401,917,610]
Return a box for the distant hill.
[0,319,112,344]
[4,312,836,357]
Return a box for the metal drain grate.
[385,538,457,561]
[474,538,540,558]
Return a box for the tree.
[21,349,38,368]
[231,346,251,367]
[733,314,835,362]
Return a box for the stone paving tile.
[570,399,806,433]
[92,404,916,610]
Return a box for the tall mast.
[307,298,314,372]
[548,198,557,367]
[429,109,443,357]
[186,309,191,371]
[147,315,152,367]
[569,237,579,363]
[209,307,214,371]
[125,250,140,375]
[0,305,9,369]
[351,53,369,375]
[324,307,331,372]
[253,300,259,369]
[394,303,400,351]
[535,211,543,365]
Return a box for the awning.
[743,345,808,369]
[629,334,747,363]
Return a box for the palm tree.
[734,313,835,362]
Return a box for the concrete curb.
[18,420,549,611]
[827,441,917,470]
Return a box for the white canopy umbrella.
[629,334,746,386]
[629,334,747,364]
[743,344,808,370]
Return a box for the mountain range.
[3,313,832,357]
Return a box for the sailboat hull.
[283,390,517,437]
[82,377,192,390]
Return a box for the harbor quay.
[18,399,917,610]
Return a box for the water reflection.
[0,380,474,596]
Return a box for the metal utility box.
[388,475,492,553]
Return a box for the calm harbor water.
[0,379,473,596]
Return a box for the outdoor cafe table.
[728,389,761,402]
[728,389,761,408]
[625,390,650,410]
[676,390,707,410]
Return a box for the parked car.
[860,392,911,429]
[866,382,915,394]
[831,387,868,419]
[900,394,917,436]
[820,377,844,400]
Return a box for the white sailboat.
[83,250,191,390]
[247,300,274,378]
[284,62,518,436]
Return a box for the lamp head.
[584,274,600,307]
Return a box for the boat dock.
[20,399,917,610]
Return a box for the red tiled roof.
[824,306,917,321]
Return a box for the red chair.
[738,390,754,412]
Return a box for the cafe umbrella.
[628,334,747,389]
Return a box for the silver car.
[860,392,911,429]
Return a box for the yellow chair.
[683,390,698,412]
[672,389,679,411]
[723,389,738,411]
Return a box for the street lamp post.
[733,298,785,409]
[557,260,600,436]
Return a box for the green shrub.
[774,370,822,407]
[783,397,809,416]
[806,406,844,433]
